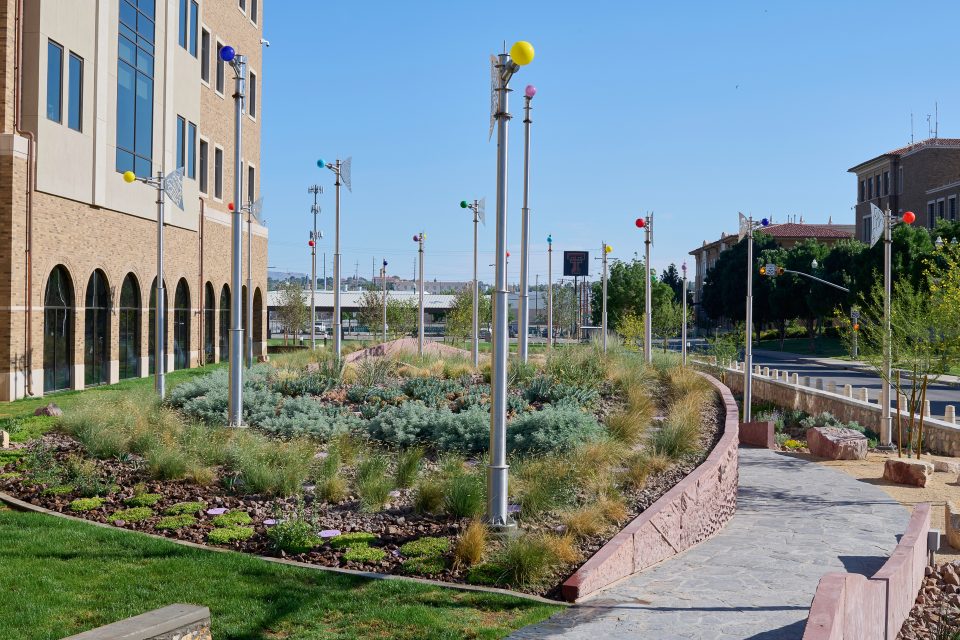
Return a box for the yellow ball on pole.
[605,245,613,253]
[510,41,535,66]
[122,171,137,183]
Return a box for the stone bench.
[62,604,211,640]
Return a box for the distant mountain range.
[268,270,307,281]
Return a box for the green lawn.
[0,508,559,639]
[756,336,849,359]
[0,364,225,421]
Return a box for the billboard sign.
[563,251,589,276]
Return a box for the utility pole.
[681,262,688,366]
[414,233,425,356]
[381,259,388,343]
[308,185,322,350]
[518,84,536,363]
[547,235,553,349]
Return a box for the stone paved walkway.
[510,448,908,640]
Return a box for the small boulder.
[933,459,960,474]
[883,458,934,487]
[806,427,868,460]
[33,402,62,417]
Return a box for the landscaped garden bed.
[0,342,725,600]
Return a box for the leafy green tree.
[701,232,778,327]
[616,310,644,352]
[651,298,687,351]
[356,289,385,335]
[445,288,491,342]
[590,258,672,328]
[386,298,416,339]
[275,281,308,343]
[660,263,683,302]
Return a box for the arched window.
[253,287,263,356]
[149,278,169,375]
[204,282,215,365]
[119,274,141,380]
[242,285,248,334]
[44,265,74,392]
[84,270,110,387]
[173,279,191,370]
[218,285,230,362]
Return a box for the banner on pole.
[869,203,884,247]
[738,212,750,241]
[563,251,589,277]
[163,167,184,210]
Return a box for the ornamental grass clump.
[651,394,705,461]
[546,344,605,390]
[453,520,489,569]
[354,455,394,512]
[226,432,314,497]
[442,472,485,518]
[412,476,445,514]
[511,455,576,518]
[394,447,424,488]
[62,455,110,498]
[473,533,578,588]
[622,451,672,489]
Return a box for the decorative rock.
[883,458,934,487]
[206,507,227,515]
[933,460,960,474]
[319,529,341,538]
[263,519,277,526]
[806,427,868,460]
[946,503,960,550]
[944,565,960,587]
[33,402,62,417]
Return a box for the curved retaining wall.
[802,503,931,640]
[560,372,740,602]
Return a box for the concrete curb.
[0,491,567,608]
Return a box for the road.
[751,349,959,420]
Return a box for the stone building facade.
[0,0,268,401]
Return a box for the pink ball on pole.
[525,85,537,99]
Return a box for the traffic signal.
[853,323,860,332]
[759,265,767,276]
[776,266,784,276]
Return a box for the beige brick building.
[0,0,268,401]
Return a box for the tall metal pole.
[154,173,166,399]
[333,161,342,359]
[518,90,533,363]
[489,51,515,532]
[417,233,425,357]
[601,243,609,353]
[472,201,480,367]
[881,208,893,448]
[227,51,246,427]
[547,237,553,350]
[744,218,754,424]
[245,209,253,368]
[309,185,321,350]
[381,260,388,342]
[681,262,688,366]
[644,214,653,363]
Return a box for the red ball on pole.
[902,211,916,225]
[635,218,645,228]
[308,240,315,247]
[506,251,510,258]
[228,202,235,211]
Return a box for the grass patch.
[328,532,377,549]
[107,507,154,523]
[399,537,450,557]
[212,511,252,528]
[207,526,254,545]
[155,515,196,530]
[69,497,105,512]
[342,546,387,563]
[163,501,205,516]
[124,493,162,507]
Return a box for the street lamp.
[122,166,184,399]
[681,262,688,366]
[487,39,533,532]
[738,213,770,423]
[308,185,323,350]
[547,234,553,351]
[935,236,944,248]
[518,84,536,363]
[413,233,425,356]
[635,215,653,363]
[461,198,485,368]
[316,157,352,360]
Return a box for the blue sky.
[260,0,960,285]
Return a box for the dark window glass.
[950,198,957,220]
[251,0,258,23]
[249,71,257,118]
[149,278,169,375]
[84,270,110,387]
[200,29,210,81]
[174,279,190,370]
[868,178,873,199]
[219,285,230,361]
[188,122,197,179]
[189,1,199,56]
[883,171,889,196]
[938,200,945,219]
[176,116,185,170]
[214,147,223,198]
[67,53,83,131]
[239,0,246,12]
[248,165,255,204]
[199,139,208,193]
[44,266,74,392]
[204,283,215,364]
[178,0,187,48]
[116,0,155,177]
[119,274,141,380]
[216,42,224,93]
[858,180,864,202]
[47,40,63,122]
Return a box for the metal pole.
[472,201,480,368]
[744,217,754,423]
[601,243,608,353]
[382,261,387,342]
[227,53,246,427]
[518,94,532,363]
[309,186,321,350]
[333,161,342,360]
[881,208,893,448]
[246,211,253,367]
[681,264,688,366]
[547,241,553,350]
[644,215,653,363]
[488,52,515,532]
[155,173,166,399]
[418,234,424,357]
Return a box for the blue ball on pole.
[316,159,325,169]
[219,45,235,62]
[761,217,770,227]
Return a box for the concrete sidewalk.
[509,448,907,640]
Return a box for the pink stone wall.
[561,373,740,602]
[802,503,931,640]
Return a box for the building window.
[859,180,864,202]
[248,70,257,118]
[189,1,199,56]
[928,201,935,228]
[247,165,255,204]
[875,174,880,198]
[178,0,187,48]
[867,177,873,199]
[67,53,83,131]
[251,0,258,24]
[116,0,155,177]
[899,167,904,193]
[938,199,945,221]
[200,28,210,81]
[883,171,889,196]
[215,41,225,93]
[239,0,246,12]
[47,40,64,123]
[214,146,223,199]
[187,122,197,179]
[176,116,185,169]
[949,196,957,221]
[199,139,208,193]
